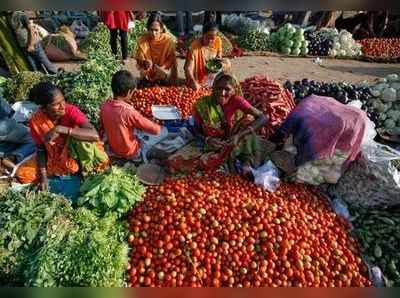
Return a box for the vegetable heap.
[223,14,263,35]
[328,30,362,58]
[284,78,373,105]
[3,71,47,103]
[0,190,129,287]
[270,24,308,56]
[0,190,70,285]
[0,76,7,97]
[351,207,400,287]
[54,49,121,126]
[367,73,400,132]
[359,38,400,59]
[128,86,210,119]
[25,208,128,287]
[80,20,147,57]
[237,30,270,52]
[78,166,145,217]
[305,30,334,57]
[241,75,296,136]
[127,174,371,287]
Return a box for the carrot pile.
[241,75,296,136]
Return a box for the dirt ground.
[55,55,400,85]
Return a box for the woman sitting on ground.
[16,82,109,190]
[192,72,268,174]
[184,22,231,90]
[135,13,178,86]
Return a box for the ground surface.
[55,55,400,85]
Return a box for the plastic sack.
[70,20,89,39]
[250,160,280,192]
[11,101,38,123]
[347,100,377,147]
[330,141,400,208]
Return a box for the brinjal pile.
[284,79,380,125]
[305,30,334,56]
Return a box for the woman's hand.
[55,125,70,135]
[143,59,153,71]
[44,128,59,145]
[39,175,49,191]
[191,80,201,91]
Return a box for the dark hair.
[147,13,165,32]
[202,21,218,34]
[29,81,62,107]
[111,70,137,97]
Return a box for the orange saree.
[135,32,177,81]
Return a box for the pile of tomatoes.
[127,174,371,287]
[359,38,400,58]
[129,86,210,119]
[241,76,296,137]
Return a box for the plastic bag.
[331,196,350,220]
[250,160,281,192]
[347,100,377,147]
[11,101,38,123]
[330,141,400,207]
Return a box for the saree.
[135,32,177,82]
[16,110,108,184]
[186,37,231,85]
[192,73,267,171]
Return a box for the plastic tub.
[48,175,81,202]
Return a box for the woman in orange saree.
[16,82,108,190]
[184,22,231,90]
[135,13,178,86]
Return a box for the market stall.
[1,13,400,288]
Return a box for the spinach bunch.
[78,166,145,217]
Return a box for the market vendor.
[16,82,109,190]
[192,72,267,174]
[269,95,367,185]
[135,13,178,86]
[100,70,163,161]
[184,22,231,90]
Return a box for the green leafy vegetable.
[237,30,270,52]
[3,71,47,103]
[0,190,71,285]
[25,209,128,287]
[206,59,223,73]
[78,166,145,217]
